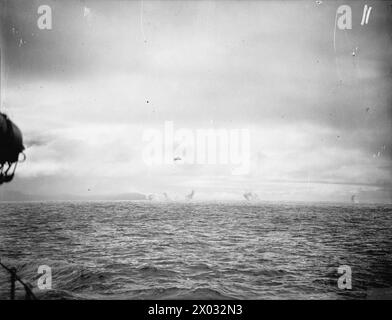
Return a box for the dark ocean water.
[0,201,391,300]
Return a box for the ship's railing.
[0,260,38,300]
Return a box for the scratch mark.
[366,6,372,24]
[361,5,372,25]
[140,0,147,43]
[333,10,342,80]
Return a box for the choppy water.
[0,201,391,300]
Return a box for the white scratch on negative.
[366,6,372,24]
[333,10,342,80]
[140,0,147,43]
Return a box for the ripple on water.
[0,201,391,299]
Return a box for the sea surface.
[0,201,391,300]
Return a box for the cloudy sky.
[1,0,391,202]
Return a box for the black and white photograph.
[0,0,392,305]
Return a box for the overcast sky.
[1,0,391,202]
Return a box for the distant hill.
[94,193,147,201]
[0,190,34,201]
[0,190,147,201]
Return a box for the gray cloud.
[1,0,391,202]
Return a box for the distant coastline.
[1,190,391,205]
[0,190,147,202]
